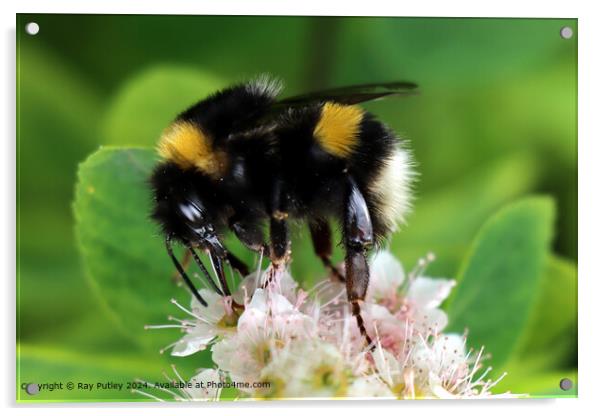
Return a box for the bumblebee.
[150,76,416,345]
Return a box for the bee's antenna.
[184,242,224,296]
[165,236,208,307]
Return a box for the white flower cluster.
[145,250,514,400]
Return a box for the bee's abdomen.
[311,103,414,242]
[351,114,414,242]
[278,101,414,242]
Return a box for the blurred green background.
[16,15,577,401]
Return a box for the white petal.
[367,303,397,322]
[184,369,222,400]
[269,292,295,315]
[232,271,261,304]
[191,289,226,323]
[407,277,455,309]
[410,341,437,382]
[428,373,457,399]
[368,250,405,299]
[372,347,400,387]
[315,279,346,305]
[246,288,294,314]
[211,337,240,373]
[348,375,394,398]
[212,335,268,390]
[238,289,297,332]
[272,313,316,339]
[412,307,449,335]
[432,333,466,357]
[258,340,347,398]
[171,327,217,356]
[237,305,267,332]
[274,269,299,302]
[247,288,269,312]
[431,334,468,375]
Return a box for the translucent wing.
[275,81,418,107]
[236,81,419,136]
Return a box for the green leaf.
[446,197,555,370]
[73,147,195,350]
[333,18,575,88]
[495,368,577,398]
[390,153,539,275]
[17,42,107,345]
[17,42,104,248]
[102,66,224,146]
[17,343,192,402]
[509,255,577,371]
[17,341,240,402]
[524,255,577,349]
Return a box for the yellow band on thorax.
[157,121,227,177]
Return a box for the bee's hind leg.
[342,176,374,349]
[309,218,345,283]
[268,178,291,266]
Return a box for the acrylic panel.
[16,14,577,402]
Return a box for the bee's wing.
[275,81,418,107]
[243,81,419,134]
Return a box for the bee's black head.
[149,162,226,256]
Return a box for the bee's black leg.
[269,216,290,265]
[208,250,232,297]
[184,242,224,296]
[230,219,267,254]
[170,250,191,284]
[229,218,265,275]
[190,239,249,294]
[309,218,345,282]
[343,177,374,348]
[269,179,291,265]
[165,236,207,307]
